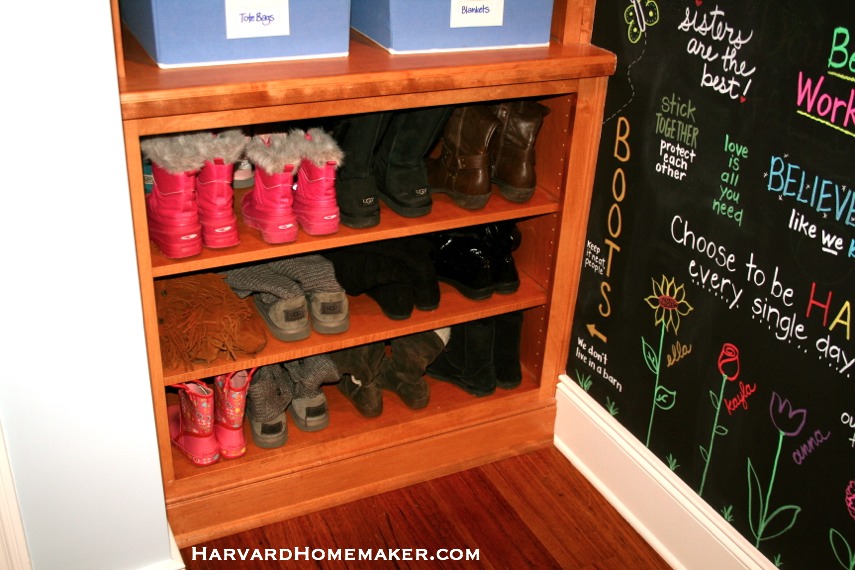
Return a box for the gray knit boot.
[223,263,310,341]
[282,355,340,432]
[268,254,349,334]
[246,364,293,448]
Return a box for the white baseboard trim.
[0,422,32,570]
[137,526,185,570]
[554,375,775,570]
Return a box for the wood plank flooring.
[180,445,670,569]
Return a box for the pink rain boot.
[141,133,208,259]
[196,130,247,249]
[242,133,301,244]
[294,128,343,236]
[213,368,255,459]
[168,381,220,466]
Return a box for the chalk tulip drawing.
[642,275,693,447]
[698,342,740,497]
[747,392,804,547]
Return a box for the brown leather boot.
[428,105,501,210]
[489,100,551,203]
[376,331,445,409]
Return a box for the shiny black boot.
[431,228,494,300]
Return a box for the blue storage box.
[119,0,351,68]
[351,0,554,54]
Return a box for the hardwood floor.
[179,445,670,569]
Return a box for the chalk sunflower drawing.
[644,275,693,334]
[641,276,694,446]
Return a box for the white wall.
[0,3,176,569]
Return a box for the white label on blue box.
[449,0,504,28]
[225,0,291,39]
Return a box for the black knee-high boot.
[426,319,497,397]
[374,106,451,218]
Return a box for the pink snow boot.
[196,130,247,249]
[242,133,301,244]
[141,133,208,259]
[168,381,220,466]
[213,368,255,459]
[294,128,343,236]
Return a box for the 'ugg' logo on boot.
[320,301,342,315]
[361,197,375,205]
[284,308,306,321]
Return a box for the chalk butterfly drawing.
[625,0,660,43]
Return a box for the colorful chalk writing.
[570,2,854,567]
[796,26,855,138]
[677,4,755,100]
[712,134,746,226]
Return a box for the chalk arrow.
[587,323,607,343]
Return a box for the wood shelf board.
[166,402,556,547]
[159,276,547,385]
[119,28,616,123]
[149,187,559,277]
[165,373,549,499]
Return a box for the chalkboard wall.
[568,1,854,567]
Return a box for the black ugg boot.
[377,330,445,409]
[492,311,524,389]
[351,236,440,311]
[431,229,494,300]
[374,106,451,218]
[323,246,416,319]
[331,112,392,228]
[328,342,385,417]
[427,319,497,397]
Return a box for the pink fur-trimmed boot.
[141,133,208,259]
[294,128,343,236]
[168,381,220,466]
[196,130,247,249]
[242,132,302,244]
[213,368,255,459]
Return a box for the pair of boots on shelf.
[156,273,268,371]
[323,236,439,320]
[331,107,451,227]
[224,254,349,341]
[428,99,551,210]
[328,329,449,417]
[432,221,522,301]
[142,127,343,259]
[168,368,256,466]
[246,355,340,448]
[428,311,525,397]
